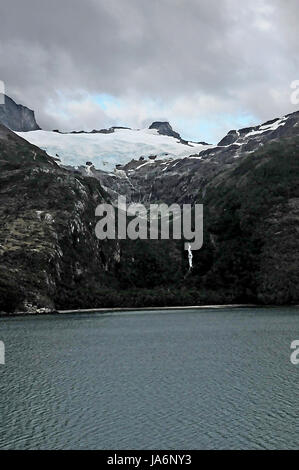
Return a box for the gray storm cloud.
[0,0,298,137]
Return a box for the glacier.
[17,128,210,172]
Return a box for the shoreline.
[1,304,298,318]
[58,304,260,314]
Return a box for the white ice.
[17,128,210,172]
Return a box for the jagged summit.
[0,94,40,132]
[149,121,181,140]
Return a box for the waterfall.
[188,244,193,270]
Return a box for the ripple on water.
[0,307,298,449]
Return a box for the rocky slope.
[0,123,119,313]
[0,94,40,132]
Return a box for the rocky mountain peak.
[149,121,181,140]
[0,94,40,132]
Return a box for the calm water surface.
[0,307,298,449]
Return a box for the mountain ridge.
[0,104,298,313]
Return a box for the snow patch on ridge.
[245,117,287,137]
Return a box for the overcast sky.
[0,0,298,142]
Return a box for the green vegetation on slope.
[192,137,299,304]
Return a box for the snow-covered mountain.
[79,109,299,205]
[1,106,299,312]
[17,125,210,172]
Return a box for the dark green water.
[0,307,298,449]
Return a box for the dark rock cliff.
[149,121,182,140]
[0,94,40,132]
